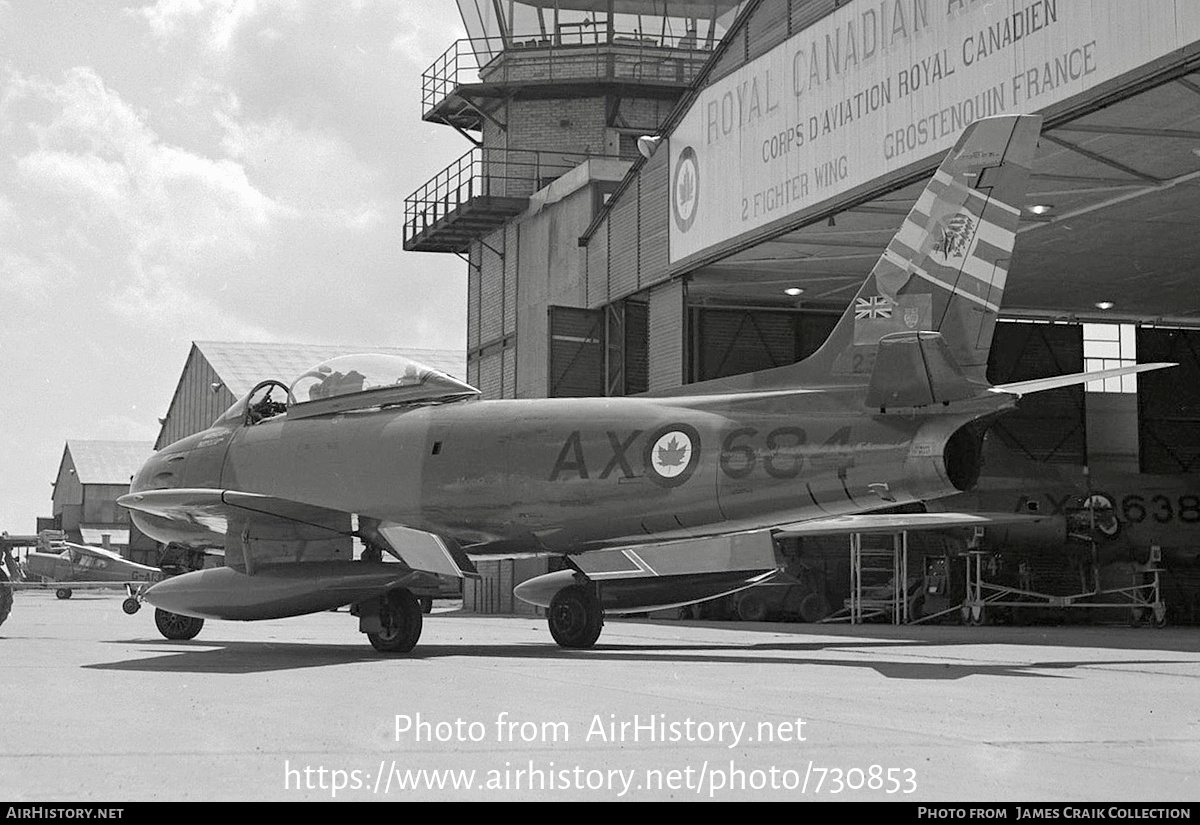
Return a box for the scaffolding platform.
[955,548,1166,626]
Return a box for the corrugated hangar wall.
[156,346,237,450]
[648,279,685,391]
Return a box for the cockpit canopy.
[285,353,479,419]
[212,353,478,428]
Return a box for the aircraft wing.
[773,511,1048,538]
[62,542,128,561]
[118,488,476,579]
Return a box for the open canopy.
[284,354,479,419]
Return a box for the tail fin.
[802,114,1041,384]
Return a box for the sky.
[0,0,469,532]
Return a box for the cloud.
[0,5,468,531]
[138,0,261,51]
[137,0,468,175]
[2,66,280,329]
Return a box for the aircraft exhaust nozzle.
[903,419,989,499]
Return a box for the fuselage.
[130,387,993,555]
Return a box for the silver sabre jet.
[118,115,1169,652]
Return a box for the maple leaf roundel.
[672,146,699,233]
[643,423,701,487]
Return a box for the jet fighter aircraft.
[119,114,1170,652]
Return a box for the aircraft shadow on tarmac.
[677,621,1200,654]
[81,636,1197,681]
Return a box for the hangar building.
[406,0,1200,621]
[47,440,156,562]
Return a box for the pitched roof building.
[51,440,154,550]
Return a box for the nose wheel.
[548,585,603,649]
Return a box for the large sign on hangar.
[669,0,1200,267]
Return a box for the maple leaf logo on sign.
[644,425,700,487]
[672,146,700,233]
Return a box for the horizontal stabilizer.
[774,511,1049,538]
[991,362,1175,396]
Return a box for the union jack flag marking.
[855,296,893,319]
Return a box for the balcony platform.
[405,147,616,253]
[404,195,528,254]
[423,36,709,132]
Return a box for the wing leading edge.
[118,488,476,579]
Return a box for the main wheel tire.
[56,588,72,600]
[737,592,768,622]
[122,597,141,615]
[548,585,603,649]
[0,569,12,629]
[368,589,423,653]
[154,608,204,641]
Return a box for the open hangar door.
[688,305,836,383]
[1137,328,1200,623]
[669,59,1200,623]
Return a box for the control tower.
[405,1,742,398]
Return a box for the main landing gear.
[358,588,423,653]
[548,585,603,649]
[155,608,205,641]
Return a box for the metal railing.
[404,147,620,246]
[423,32,712,118]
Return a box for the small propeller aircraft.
[23,541,163,599]
[117,114,1171,652]
[3,541,163,620]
